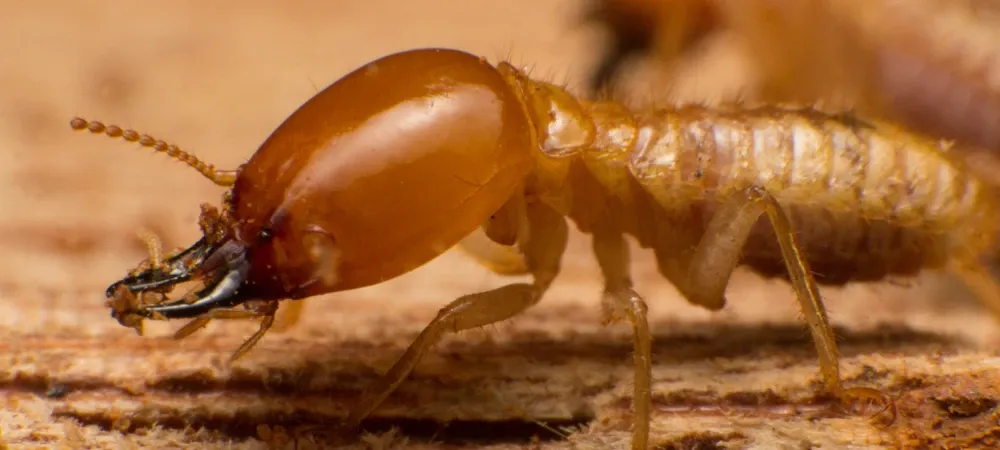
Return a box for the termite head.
[70,117,257,325]
[77,48,539,328]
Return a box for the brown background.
[1,1,999,449]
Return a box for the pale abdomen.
[558,103,997,285]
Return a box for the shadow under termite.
[120,321,961,395]
[32,319,965,446]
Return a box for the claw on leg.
[839,386,897,426]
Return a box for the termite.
[72,47,1000,449]
[585,0,1000,156]
[583,0,720,95]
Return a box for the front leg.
[342,200,568,429]
[456,227,530,276]
[269,300,306,333]
[172,299,280,362]
[457,195,530,276]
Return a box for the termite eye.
[258,228,273,240]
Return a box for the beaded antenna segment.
[69,117,238,187]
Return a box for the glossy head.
[87,47,538,321]
[231,48,536,297]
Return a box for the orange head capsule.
[81,48,536,320]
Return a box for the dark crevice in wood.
[53,408,593,445]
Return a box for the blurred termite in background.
[583,0,1000,169]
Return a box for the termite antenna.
[69,117,238,187]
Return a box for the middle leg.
[592,226,652,450]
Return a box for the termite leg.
[947,257,1000,324]
[270,300,306,333]
[173,309,259,338]
[482,193,525,246]
[172,301,279,362]
[457,195,530,275]
[680,186,893,417]
[457,228,530,276]
[174,316,214,339]
[341,201,568,431]
[230,311,276,362]
[593,227,652,450]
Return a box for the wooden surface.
[1,1,999,449]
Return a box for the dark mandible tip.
[103,237,214,298]
[142,254,251,319]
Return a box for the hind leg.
[947,257,1000,324]
[669,186,892,415]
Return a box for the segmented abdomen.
[554,102,996,285]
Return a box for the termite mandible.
[73,47,1000,449]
